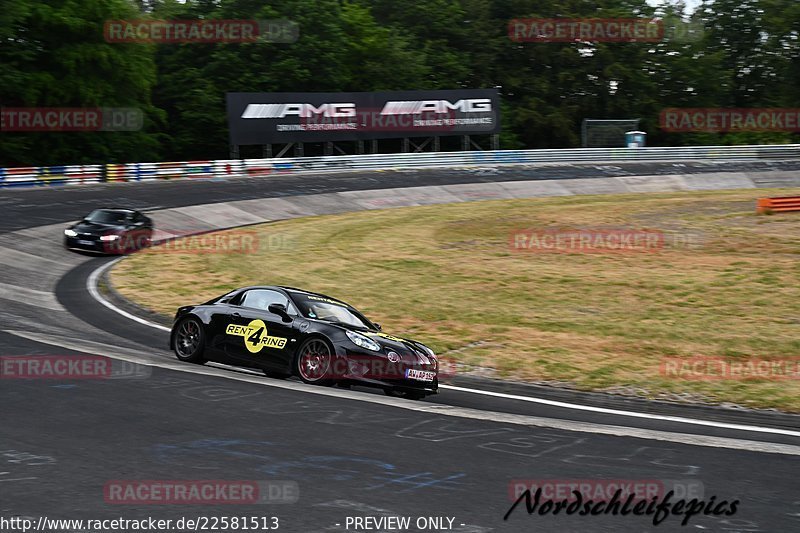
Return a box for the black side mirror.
[373,323,382,331]
[268,303,293,322]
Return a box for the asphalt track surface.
[2,162,800,533]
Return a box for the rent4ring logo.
[226,320,288,353]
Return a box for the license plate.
[78,240,94,245]
[405,369,435,382]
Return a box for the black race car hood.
[313,320,434,360]
[332,323,415,349]
[70,221,125,235]
[364,331,418,350]
[365,329,433,358]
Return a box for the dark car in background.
[64,208,153,255]
[170,286,439,399]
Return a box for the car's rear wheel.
[173,317,206,364]
[295,338,334,385]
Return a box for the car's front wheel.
[295,338,334,385]
[173,317,207,364]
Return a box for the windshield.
[290,293,373,329]
[85,210,128,225]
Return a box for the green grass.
[111,187,800,411]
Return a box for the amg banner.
[226,89,500,145]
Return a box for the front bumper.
[64,235,108,253]
[333,345,438,393]
[64,235,128,254]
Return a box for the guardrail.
[1,144,799,188]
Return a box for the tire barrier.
[1,144,799,188]
[0,165,103,187]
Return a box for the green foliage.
[1,0,798,166]
[0,0,164,165]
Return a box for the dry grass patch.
[111,188,800,411]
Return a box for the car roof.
[240,285,350,305]
[91,208,139,214]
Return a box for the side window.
[240,290,292,312]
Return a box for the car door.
[223,289,297,370]
[205,302,238,357]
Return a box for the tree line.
[1,0,798,166]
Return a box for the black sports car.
[170,286,438,399]
[64,208,153,254]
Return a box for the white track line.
[86,260,800,439]
[86,258,170,332]
[439,384,800,437]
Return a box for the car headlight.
[64,229,77,237]
[100,234,120,241]
[346,330,381,352]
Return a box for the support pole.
[275,143,293,158]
